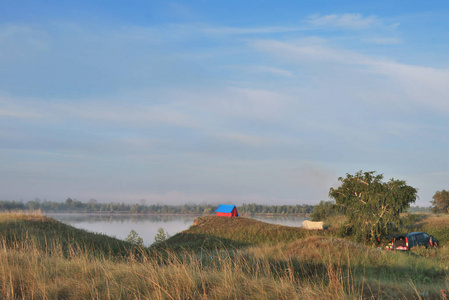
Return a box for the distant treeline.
[0,198,315,215]
[238,203,314,215]
[0,198,430,215]
[406,206,432,213]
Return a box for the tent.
[215,205,239,217]
[302,220,324,230]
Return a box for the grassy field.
[0,211,448,299]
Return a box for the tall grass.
[0,211,136,258]
[3,234,448,299]
[0,236,365,299]
[245,235,449,299]
[1,212,448,299]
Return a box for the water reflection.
[50,213,195,224]
[48,213,196,247]
[48,214,307,247]
[252,215,307,227]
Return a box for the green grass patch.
[157,216,326,250]
[0,211,137,258]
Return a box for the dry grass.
[4,238,447,299]
[1,212,448,299]
[0,239,363,299]
[244,235,449,299]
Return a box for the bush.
[154,228,170,243]
[310,201,338,221]
[126,229,144,246]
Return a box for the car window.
[423,233,429,239]
[415,234,424,241]
[410,235,416,242]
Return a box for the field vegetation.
[0,211,448,299]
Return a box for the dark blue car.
[391,232,438,251]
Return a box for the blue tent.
[215,205,239,217]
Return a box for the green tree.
[329,171,417,243]
[310,201,338,221]
[431,190,449,213]
[126,229,144,246]
[130,204,139,213]
[65,197,73,207]
[154,228,170,243]
[87,199,98,211]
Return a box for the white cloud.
[255,66,295,78]
[0,108,42,119]
[0,97,45,119]
[224,65,295,79]
[371,62,449,113]
[0,24,50,54]
[73,103,200,128]
[198,25,304,35]
[251,39,449,114]
[362,37,402,44]
[213,133,275,147]
[161,86,295,125]
[251,39,370,65]
[305,13,378,29]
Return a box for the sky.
[0,0,448,206]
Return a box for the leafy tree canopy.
[329,171,417,243]
[431,190,449,214]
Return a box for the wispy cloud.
[251,38,449,114]
[63,102,201,128]
[0,97,45,119]
[0,108,42,119]
[362,37,402,44]
[213,133,275,147]
[255,66,295,78]
[0,24,50,52]
[0,5,446,205]
[198,25,305,35]
[305,13,379,29]
[251,39,371,65]
[371,62,449,112]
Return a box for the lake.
[48,214,307,246]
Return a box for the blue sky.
[0,0,448,206]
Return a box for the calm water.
[48,214,306,246]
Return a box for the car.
[389,232,438,251]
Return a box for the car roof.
[385,234,406,238]
[385,232,428,238]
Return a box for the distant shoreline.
[45,211,310,217]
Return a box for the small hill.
[158,216,322,250]
[0,212,136,257]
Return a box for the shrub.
[310,201,338,221]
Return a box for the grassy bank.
[0,211,136,258]
[158,216,326,250]
[0,212,448,299]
